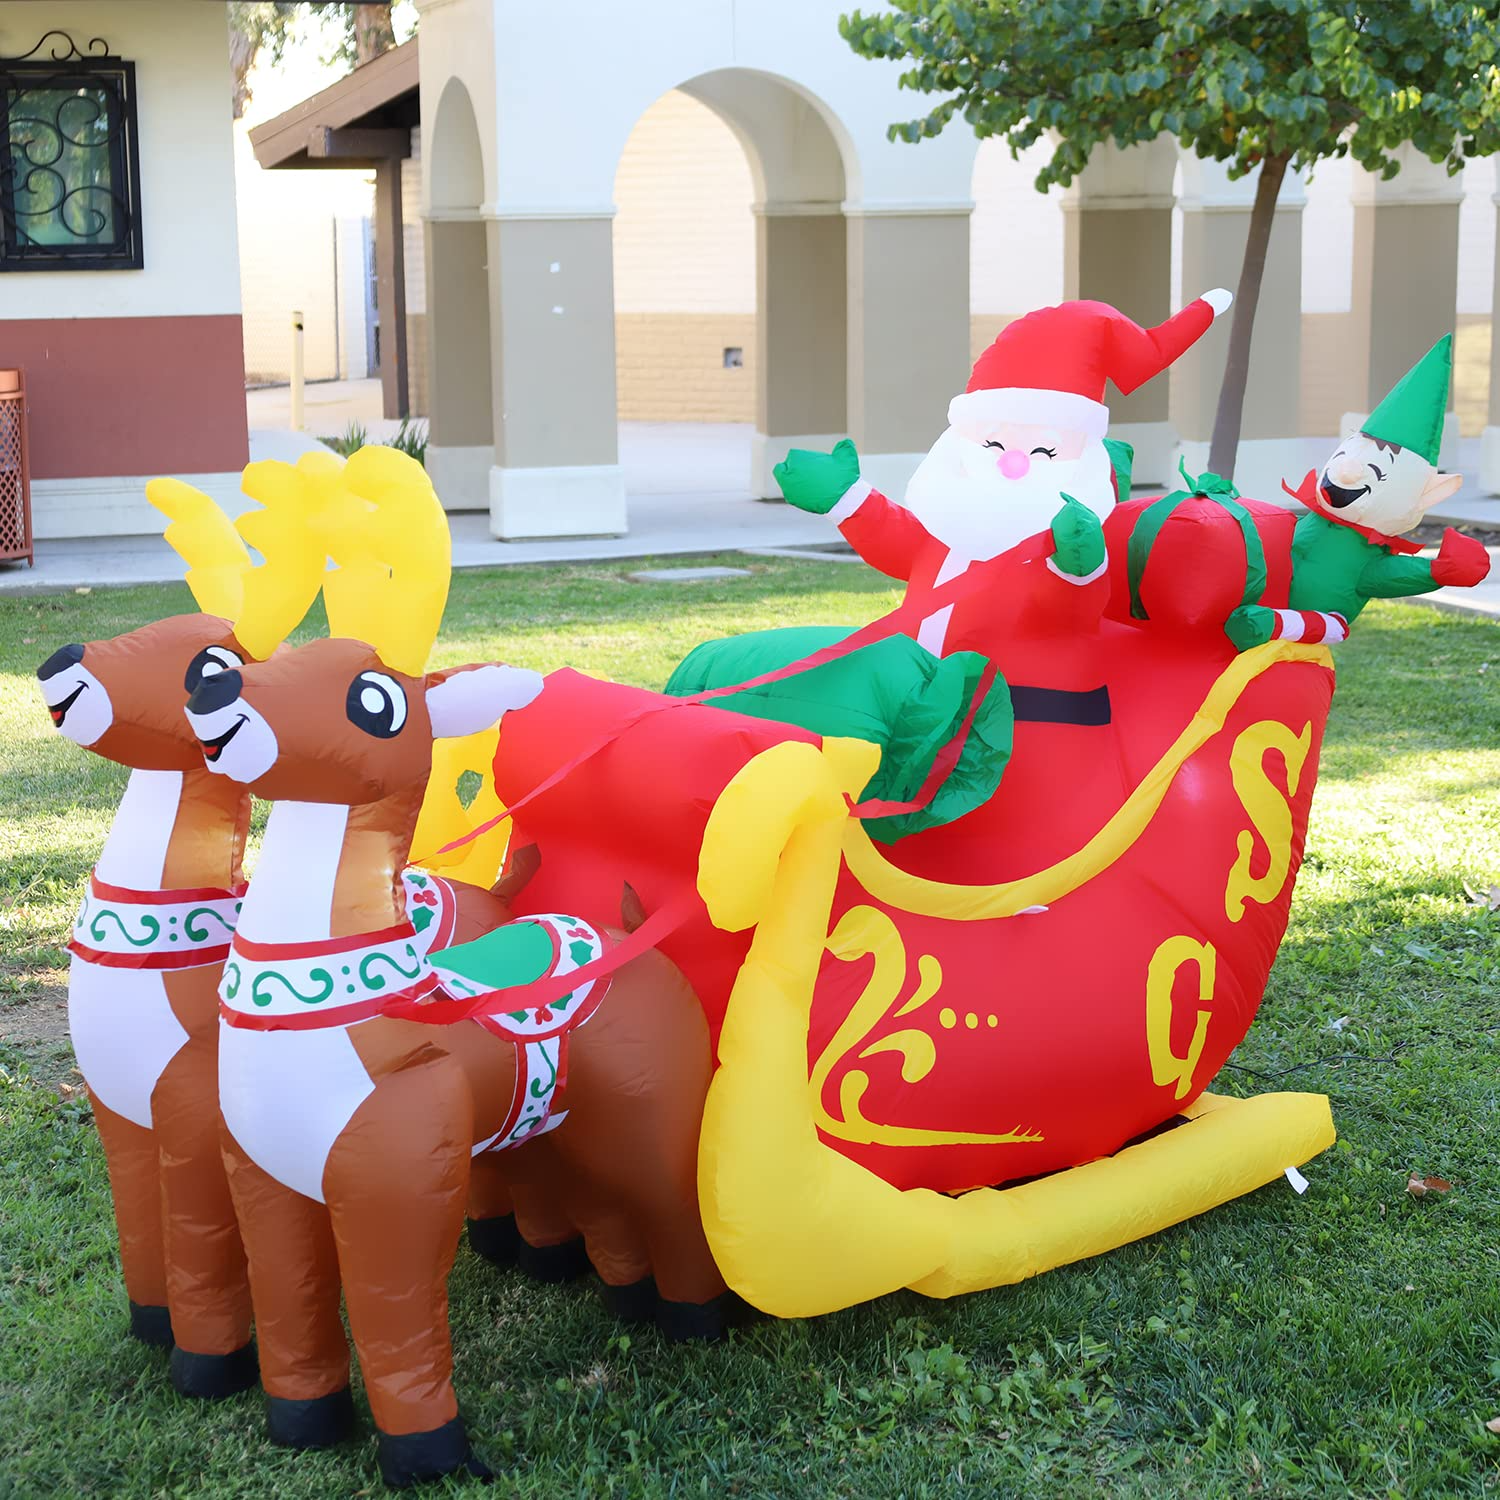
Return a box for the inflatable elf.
[1227,335,1491,648]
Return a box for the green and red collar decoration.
[70,872,246,971]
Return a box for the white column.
[485,209,627,540]
[845,202,973,502]
[751,204,848,499]
[1172,156,1310,500]
[1484,191,1500,494]
[1345,145,1463,468]
[1061,138,1179,483]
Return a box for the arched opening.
[610,68,851,503]
[423,76,493,511]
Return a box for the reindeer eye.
[347,671,408,738]
[184,645,244,695]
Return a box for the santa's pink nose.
[997,450,1031,480]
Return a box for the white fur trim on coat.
[828,477,875,524]
[948,387,1110,441]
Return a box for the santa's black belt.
[1008,684,1111,726]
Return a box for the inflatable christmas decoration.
[187,448,727,1488]
[35,301,1490,1489]
[34,468,325,1396]
[1229,335,1491,648]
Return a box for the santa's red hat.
[949,290,1232,440]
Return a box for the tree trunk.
[1207,151,1289,482]
[228,25,255,120]
[353,3,397,63]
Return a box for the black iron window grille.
[0,32,142,271]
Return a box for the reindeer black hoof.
[656,1291,746,1343]
[267,1386,356,1449]
[466,1213,520,1269]
[377,1415,493,1489]
[128,1301,174,1348]
[516,1233,590,1284]
[600,1275,657,1325]
[170,1339,259,1399]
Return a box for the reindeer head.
[36,466,327,769]
[182,447,542,806]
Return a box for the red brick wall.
[4,315,249,479]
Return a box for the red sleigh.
[484,490,1338,1316]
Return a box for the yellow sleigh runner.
[695,644,1338,1320]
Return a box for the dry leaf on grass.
[1406,1174,1453,1198]
[1463,882,1500,912]
[1485,1416,1500,1434]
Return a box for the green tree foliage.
[228,3,403,118]
[840,1,1500,479]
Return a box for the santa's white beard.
[902,428,1117,560]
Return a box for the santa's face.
[904,418,1117,560]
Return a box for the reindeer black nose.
[37,643,84,681]
[187,667,243,715]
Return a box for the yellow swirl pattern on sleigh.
[694,642,1337,1319]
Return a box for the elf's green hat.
[1363,334,1452,467]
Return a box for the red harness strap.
[425,540,1046,865]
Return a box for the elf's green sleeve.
[1356,553,1439,600]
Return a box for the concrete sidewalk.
[4,405,1498,623]
[0,421,830,594]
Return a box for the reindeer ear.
[1420,471,1463,508]
[425,665,543,739]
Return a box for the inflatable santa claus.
[775,290,1234,661]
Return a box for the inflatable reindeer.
[34,471,325,1396]
[184,448,723,1487]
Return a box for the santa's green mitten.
[774,439,861,515]
[1050,494,1107,578]
[1225,605,1275,651]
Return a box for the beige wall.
[616,315,756,422]
[1301,311,1488,437]
[0,0,243,322]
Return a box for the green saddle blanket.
[664,626,1013,844]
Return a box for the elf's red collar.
[1281,470,1425,554]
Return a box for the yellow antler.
[231,454,342,660]
[317,446,451,676]
[145,477,252,622]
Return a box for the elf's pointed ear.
[425,664,543,740]
[1419,471,1463,509]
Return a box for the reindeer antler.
[145,477,252,622]
[231,454,342,660]
[317,446,452,676]
[146,457,337,660]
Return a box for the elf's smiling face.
[1319,431,1462,536]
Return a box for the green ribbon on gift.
[1127,459,1269,621]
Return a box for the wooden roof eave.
[248,38,419,171]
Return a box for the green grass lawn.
[2,558,1498,1498]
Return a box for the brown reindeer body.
[36,468,338,1397]
[38,615,258,1396]
[189,629,724,1486]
